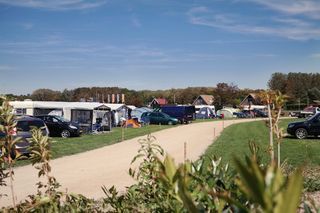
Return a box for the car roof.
[16,116,44,122]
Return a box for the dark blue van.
[161,105,195,124]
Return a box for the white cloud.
[0,0,107,10]
[187,6,320,40]
[248,0,320,19]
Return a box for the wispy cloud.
[0,65,16,71]
[187,6,320,40]
[310,53,320,58]
[248,0,320,19]
[0,0,107,10]
[20,22,34,30]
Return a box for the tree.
[268,72,287,93]
[31,89,62,101]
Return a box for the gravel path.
[1,118,261,207]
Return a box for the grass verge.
[204,118,320,168]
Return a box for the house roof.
[193,95,214,105]
[152,98,168,105]
[240,93,258,106]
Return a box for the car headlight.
[69,125,78,129]
[288,124,295,128]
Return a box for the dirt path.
[1,118,262,207]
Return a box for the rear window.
[17,120,45,131]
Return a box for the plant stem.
[267,103,274,162]
[8,160,16,207]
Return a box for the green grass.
[204,119,320,168]
[15,124,173,167]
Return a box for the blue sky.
[0,0,319,95]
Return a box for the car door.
[156,113,167,124]
[45,116,60,136]
[309,115,320,136]
[149,112,157,124]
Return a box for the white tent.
[217,108,239,118]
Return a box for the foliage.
[268,72,320,103]
[0,96,21,206]
[103,135,308,213]
[6,84,263,107]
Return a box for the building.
[192,95,214,106]
[240,93,265,110]
[149,98,168,109]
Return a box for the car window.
[158,113,165,118]
[17,121,30,131]
[52,117,59,123]
[17,120,45,131]
[29,120,46,128]
[150,112,157,117]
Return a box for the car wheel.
[61,130,71,138]
[168,121,173,125]
[295,128,308,139]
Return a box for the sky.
[0,0,319,95]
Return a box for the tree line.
[4,83,261,109]
[4,72,319,108]
[268,72,320,105]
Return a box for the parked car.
[299,106,320,118]
[253,109,268,117]
[0,116,49,158]
[161,105,195,124]
[141,112,179,125]
[287,113,320,139]
[35,115,81,138]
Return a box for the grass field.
[204,118,320,168]
[16,124,173,166]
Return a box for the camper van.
[161,105,195,124]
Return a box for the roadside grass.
[204,118,320,168]
[15,124,173,167]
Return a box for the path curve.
[1,118,263,207]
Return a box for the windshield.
[54,116,70,123]
[307,114,318,121]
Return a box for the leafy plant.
[0,96,21,207]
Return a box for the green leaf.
[275,168,303,213]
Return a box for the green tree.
[268,72,287,93]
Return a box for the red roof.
[155,98,168,105]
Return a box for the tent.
[217,108,239,118]
[131,107,152,122]
[196,107,215,119]
[123,119,141,128]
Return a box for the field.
[204,118,320,168]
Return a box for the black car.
[287,113,320,139]
[35,115,81,138]
[0,116,49,157]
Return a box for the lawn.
[16,124,173,166]
[204,118,320,168]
